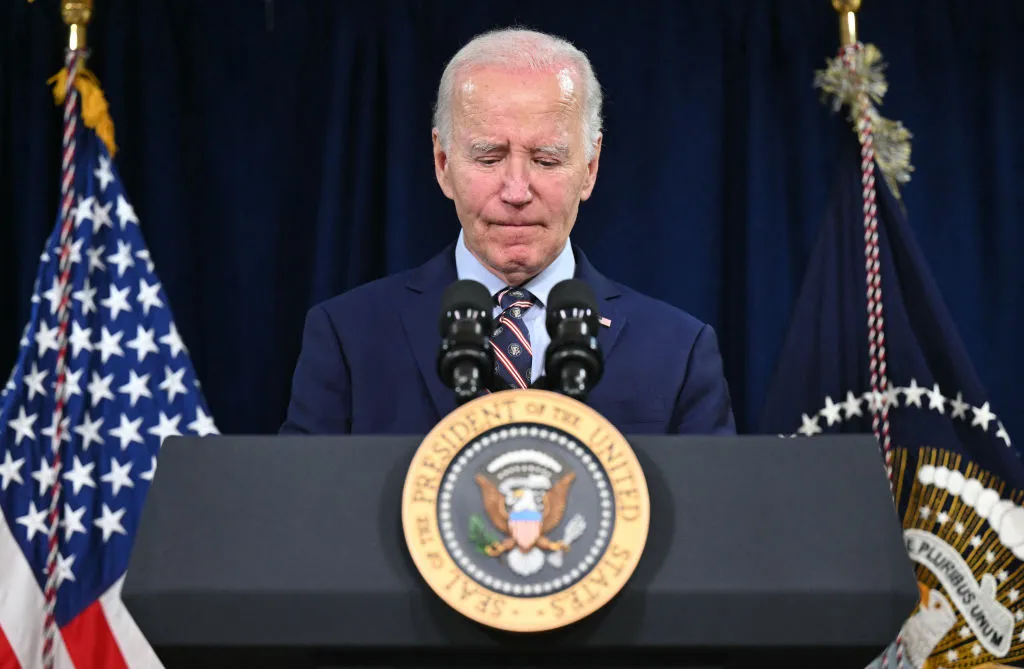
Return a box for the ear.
[579,133,602,201]
[433,128,455,200]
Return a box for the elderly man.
[280,28,735,435]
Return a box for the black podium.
[122,434,919,668]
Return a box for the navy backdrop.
[2,0,1021,438]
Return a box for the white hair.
[432,28,604,161]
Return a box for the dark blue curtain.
[2,0,1021,439]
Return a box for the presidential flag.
[0,61,218,667]
[760,44,1024,668]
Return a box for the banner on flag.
[760,43,1024,668]
[0,59,218,668]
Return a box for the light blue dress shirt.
[454,230,576,382]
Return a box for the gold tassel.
[814,43,914,200]
[47,67,117,157]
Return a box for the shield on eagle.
[508,509,542,551]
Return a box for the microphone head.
[546,279,599,335]
[438,280,493,336]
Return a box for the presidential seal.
[401,389,650,632]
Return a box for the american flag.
[0,64,218,668]
[761,44,1024,668]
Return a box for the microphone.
[437,280,495,405]
[544,279,604,401]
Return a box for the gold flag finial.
[62,0,93,51]
[831,0,861,47]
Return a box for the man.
[280,28,735,435]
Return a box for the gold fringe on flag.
[813,43,914,200]
[47,67,117,157]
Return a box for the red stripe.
[62,600,128,669]
[0,625,21,669]
[498,316,532,355]
[493,346,527,389]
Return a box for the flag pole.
[831,0,860,48]
[41,3,93,669]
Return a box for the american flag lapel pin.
[598,316,612,327]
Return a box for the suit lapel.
[399,245,458,421]
[572,246,627,363]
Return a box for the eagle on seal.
[475,470,575,576]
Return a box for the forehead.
[452,66,581,138]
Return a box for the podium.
[122,434,919,668]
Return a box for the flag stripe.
[98,578,163,669]
[0,514,75,669]
[60,602,125,669]
[0,625,21,669]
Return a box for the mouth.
[488,221,544,228]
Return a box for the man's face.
[433,66,601,287]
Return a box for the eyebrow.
[470,141,505,154]
[534,144,569,159]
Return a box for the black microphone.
[544,279,603,401]
[437,280,495,405]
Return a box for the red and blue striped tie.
[491,287,536,389]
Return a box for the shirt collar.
[454,230,575,307]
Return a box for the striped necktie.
[491,287,536,390]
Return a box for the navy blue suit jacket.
[280,244,736,435]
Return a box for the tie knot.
[495,287,536,314]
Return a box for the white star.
[118,369,153,407]
[159,323,187,358]
[68,321,93,358]
[950,393,969,420]
[996,422,1011,447]
[41,276,63,315]
[74,413,105,451]
[31,460,57,496]
[919,506,932,519]
[1017,609,1024,622]
[997,569,1009,582]
[821,396,843,425]
[91,199,113,233]
[959,626,971,639]
[843,391,863,418]
[1018,627,1024,642]
[55,552,76,588]
[86,244,106,273]
[149,412,182,445]
[135,249,154,272]
[100,283,132,321]
[41,416,71,447]
[971,534,983,548]
[100,458,134,496]
[34,321,60,356]
[57,367,83,402]
[865,390,886,413]
[972,643,982,657]
[106,238,135,277]
[95,326,125,363]
[945,649,958,662]
[126,326,159,363]
[7,406,37,446]
[94,154,115,191]
[1010,588,1020,603]
[137,279,164,315]
[0,451,25,491]
[159,366,188,403]
[16,502,49,541]
[985,550,996,563]
[902,379,926,407]
[936,511,950,525]
[22,362,48,401]
[928,384,946,413]
[885,386,901,409]
[62,455,96,496]
[116,194,139,228]
[798,413,822,436]
[73,195,95,227]
[188,407,219,437]
[94,504,127,542]
[954,521,966,535]
[61,503,87,541]
[87,371,115,407]
[140,456,157,481]
[971,402,996,431]
[72,278,97,315]
[109,413,144,451]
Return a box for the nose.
[500,156,533,207]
